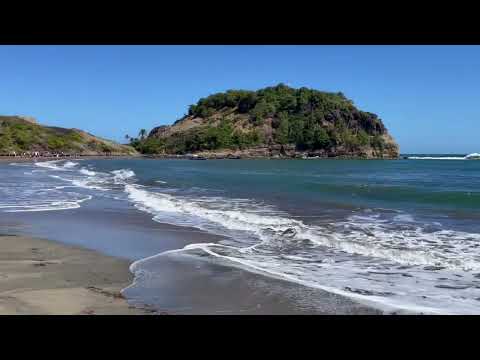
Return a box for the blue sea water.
[1,156,480,314]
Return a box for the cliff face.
[142,84,399,159]
[0,116,137,155]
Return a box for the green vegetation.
[131,118,263,154]
[131,84,397,156]
[0,116,135,155]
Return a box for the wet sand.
[0,235,151,315]
[124,252,384,315]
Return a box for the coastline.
[142,154,400,160]
[0,155,142,164]
[0,153,400,164]
[0,155,143,162]
[0,235,153,315]
[0,156,400,314]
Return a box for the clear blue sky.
[0,45,478,154]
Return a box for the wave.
[465,152,480,159]
[409,153,480,160]
[79,168,96,176]
[49,175,109,191]
[63,161,79,168]
[0,195,92,212]
[111,169,136,184]
[35,160,80,170]
[9,162,30,167]
[125,185,480,314]
[124,184,480,271]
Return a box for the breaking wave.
[124,184,480,271]
[111,169,136,184]
[408,153,480,160]
[35,160,80,170]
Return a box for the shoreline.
[0,235,154,315]
[142,154,400,160]
[0,155,142,163]
[0,230,385,315]
[124,250,386,315]
[0,153,403,163]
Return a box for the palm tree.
[138,129,147,140]
[125,134,130,143]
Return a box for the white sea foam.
[465,152,480,159]
[0,195,92,212]
[9,162,30,167]
[35,160,79,170]
[49,175,109,191]
[79,168,96,176]
[409,153,480,160]
[35,160,63,170]
[125,184,480,271]
[63,161,79,168]
[408,156,466,160]
[111,169,136,184]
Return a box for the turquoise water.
[2,157,480,313]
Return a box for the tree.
[238,92,257,113]
[288,116,304,145]
[138,129,147,140]
[251,100,276,124]
[357,130,370,146]
[313,127,331,149]
[275,112,289,145]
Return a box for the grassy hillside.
[0,116,137,155]
[135,84,399,158]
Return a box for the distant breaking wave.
[408,153,480,160]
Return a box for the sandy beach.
[0,235,151,315]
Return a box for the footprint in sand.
[32,261,59,267]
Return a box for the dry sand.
[0,235,151,315]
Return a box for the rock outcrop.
[140,84,399,159]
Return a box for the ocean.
[1,155,480,314]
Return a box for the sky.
[0,45,478,154]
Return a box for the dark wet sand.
[124,252,383,315]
